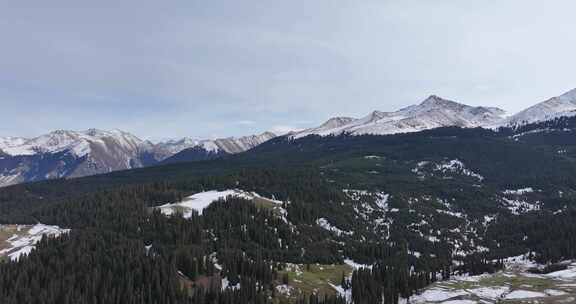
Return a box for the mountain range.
[2,87,576,187]
[0,129,275,187]
[290,95,506,138]
[291,88,576,138]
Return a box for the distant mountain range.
[0,130,275,187]
[2,87,576,187]
[290,88,576,138]
[290,95,506,138]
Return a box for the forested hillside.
[2,121,576,303]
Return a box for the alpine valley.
[4,88,576,303]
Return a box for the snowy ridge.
[213,132,276,153]
[152,131,276,157]
[0,129,147,158]
[156,137,221,155]
[290,87,576,139]
[0,129,275,187]
[0,129,275,159]
[291,95,506,138]
[0,129,157,187]
[504,88,576,127]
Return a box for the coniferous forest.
[2,121,576,303]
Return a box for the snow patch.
[0,224,70,261]
[316,218,353,236]
[344,259,373,270]
[505,290,546,299]
[156,190,254,217]
[502,197,541,215]
[503,187,535,195]
[412,159,483,181]
[434,159,484,181]
[221,277,240,291]
[275,284,293,296]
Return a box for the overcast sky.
[2,1,576,140]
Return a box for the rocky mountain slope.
[155,131,277,155]
[504,88,576,127]
[156,132,276,164]
[0,129,275,187]
[0,129,153,187]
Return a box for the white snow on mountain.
[153,132,276,157]
[0,129,159,187]
[155,137,221,155]
[291,95,507,138]
[504,88,576,127]
[0,137,28,154]
[292,117,356,137]
[293,88,576,138]
[0,129,147,158]
[4,87,576,188]
[0,129,275,159]
[214,132,276,153]
[0,129,275,188]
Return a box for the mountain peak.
[505,87,576,126]
[291,94,506,138]
[420,95,459,108]
[365,111,387,122]
[423,94,444,102]
[319,117,356,129]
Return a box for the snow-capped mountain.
[0,130,276,187]
[290,117,356,138]
[291,95,507,138]
[0,129,156,187]
[213,132,277,153]
[0,129,149,159]
[158,132,276,164]
[504,88,576,127]
[5,87,576,188]
[155,132,276,156]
